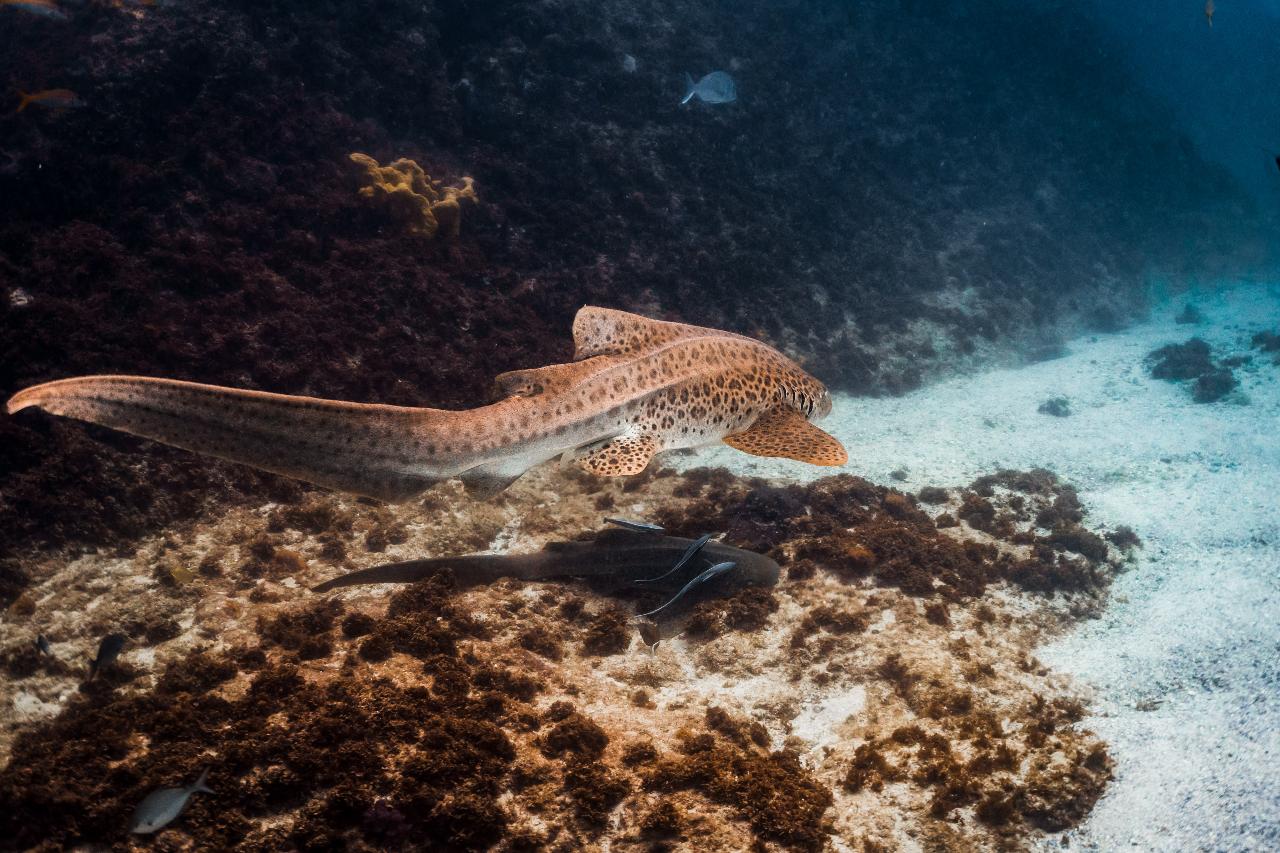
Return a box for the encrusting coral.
[348,152,477,239]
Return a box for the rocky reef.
[0,464,1129,849]
[0,0,1272,563]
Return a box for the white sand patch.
[791,686,867,756]
[675,282,1280,850]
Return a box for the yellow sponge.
[349,152,477,238]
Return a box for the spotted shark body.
[6,307,847,501]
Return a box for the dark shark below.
[313,529,780,609]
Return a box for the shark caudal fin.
[723,406,848,466]
[7,376,455,502]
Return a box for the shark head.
[780,375,834,421]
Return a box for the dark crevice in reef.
[0,0,1270,564]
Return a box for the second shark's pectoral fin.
[724,407,848,466]
[577,433,659,477]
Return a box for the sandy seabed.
[689,282,1280,852]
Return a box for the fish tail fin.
[681,73,696,105]
[191,766,214,795]
[7,375,460,502]
[15,91,30,113]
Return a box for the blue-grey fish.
[635,532,716,584]
[640,561,737,619]
[87,632,126,681]
[681,71,737,105]
[130,767,214,834]
[604,517,664,534]
[35,634,52,656]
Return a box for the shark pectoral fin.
[724,407,848,466]
[577,433,659,477]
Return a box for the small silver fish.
[635,532,716,584]
[1205,0,1214,27]
[35,634,52,656]
[640,560,737,619]
[681,71,737,105]
[130,767,213,834]
[604,517,664,533]
[87,632,126,681]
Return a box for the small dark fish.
[1204,0,1214,28]
[34,634,52,656]
[639,561,737,619]
[635,617,662,651]
[635,532,716,584]
[87,632,126,681]
[130,767,213,834]
[1274,154,1279,174]
[604,517,664,534]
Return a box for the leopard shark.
[6,306,847,501]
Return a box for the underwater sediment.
[0,464,1126,849]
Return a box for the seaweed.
[1147,338,1240,403]
[580,608,631,657]
[539,705,609,760]
[1037,397,1072,417]
[644,730,833,851]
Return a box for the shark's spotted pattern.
[7,307,847,500]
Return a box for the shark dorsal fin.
[571,306,743,360]
[494,357,621,398]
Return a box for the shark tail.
[681,72,696,105]
[313,552,552,592]
[7,375,457,502]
